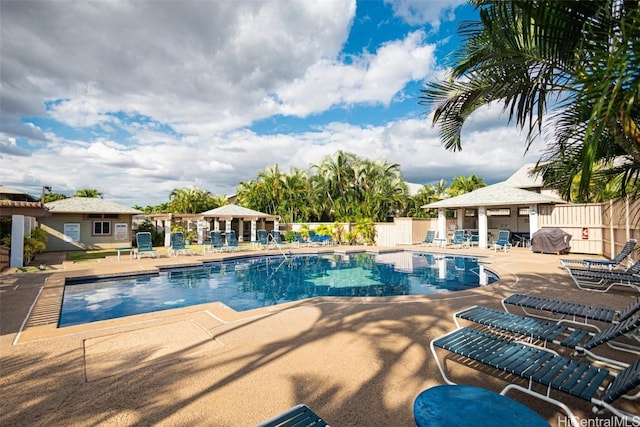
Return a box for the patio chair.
[492,230,512,252]
[502,293,640,326]
[449,230,468,249]
[271,230,284,246]
[292,231,308,248]
[455,305,640,368]
[223,230,240,251]
[430,327,640,426]
[308,230,330,246]
[135,232,158,259]
[565,261,640,292]
[255,403,329,427]
[560,239,637,270]
[170,231,192,256]
[204,231,224,253]
[256,229,269,249]
[422,230,436,246]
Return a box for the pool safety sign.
[581,227,589,239]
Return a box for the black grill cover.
[531,228,572,254]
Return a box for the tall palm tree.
[74,188,103,198]
[448,174,486,197]
[169,186,213,213]
[420,0,640,200]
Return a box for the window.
[93,221,111,235]
[486,208,511,217]
[464,209,477,217]
[518,207,530,216]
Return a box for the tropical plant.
[353,218,375,244]
[311,151,408,222]
[74,188,103,198]
[420,0,640,201]
[168,186,221,213]
[448,174,486,197]
[43,192,67,202]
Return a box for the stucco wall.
[40,214,134,251]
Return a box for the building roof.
[422,182,566,209]
[45,197,142,214]
[201,204,278,219]
[0,185,38,201]
[503,163,544,189]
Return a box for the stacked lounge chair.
[430,327,640,426]
[502,293,640,327]
[454,305,640,368]
[564,261,640,292]
[560,239,637,270]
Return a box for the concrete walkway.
[1,246,638,426]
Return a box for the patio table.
[413,385,549,427]
[116,246,133,261]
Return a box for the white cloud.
[0,0,544,206]
[385,0,468,30]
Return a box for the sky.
[0,0,548,207]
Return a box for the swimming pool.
[59,251,498,327]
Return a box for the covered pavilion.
[422,182,566,249]
[146,205,279,245]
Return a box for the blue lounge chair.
[170,231,191,256]
[422,230,436,246]
[224,230,239,251]
[256,229,269,249]
[430,327,640,425]
[135,232,158,259]
[492,230,512,252]
[565,261,640,292]
[255,404,328,427]
[560,239,637,270]
[449,230,468,248]
[308,230,330,246]
[292,231,307,248]
[455,305,640,368]
[204,231,224,253]
[271,230,284,246]
[502,293,640,326]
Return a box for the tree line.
[44,150,487,223]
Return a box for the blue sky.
[0,0,546,206]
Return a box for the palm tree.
[448,174,486,197]
[74,188,103,198]
[169,186,213,213]
[420,0,640,200]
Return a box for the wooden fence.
[0,246,8,271]
[378,196,639,256]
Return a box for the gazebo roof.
[422,183,566,209]
[201,204,279,220]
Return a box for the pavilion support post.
[437,209,446,243]
[528,205,539,237]
[250,220,257,243]
[10,214,25,268]
[478,207,488,249]
[164,219,171,247]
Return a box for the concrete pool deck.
[1,245,638,426]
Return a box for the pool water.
[59,251,497,327]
